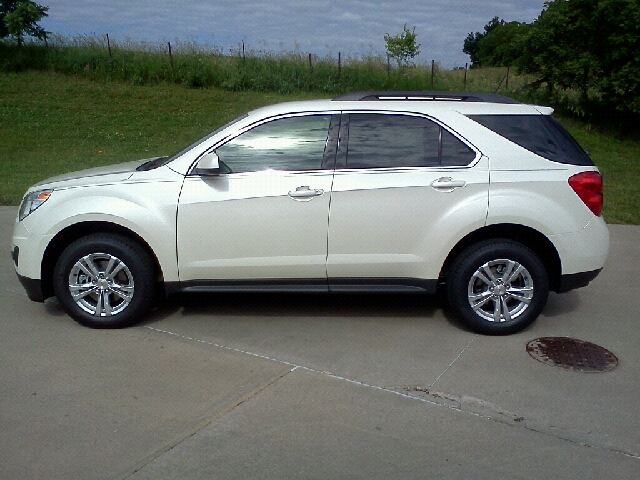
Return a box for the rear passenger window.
[441,129,477,166]
[346,114,439,168]
[345,114,475,168]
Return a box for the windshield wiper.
[136,156,168,171]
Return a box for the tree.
[384,24,420,67]
[518,0,640,114]
[1,0,48,46]
[475,21,529,67]
[463,17,504,68]
[466,1,640,116]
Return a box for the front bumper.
[12,216,49,303]
[17,273,44,302]
[11,245,19,267]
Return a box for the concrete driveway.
[1,205,639,479]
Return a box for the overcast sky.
[41,1,545,68]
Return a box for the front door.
[177,114,338,287]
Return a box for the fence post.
[242,40,245,60]
[106,33,112,59]
[168,42,173,66]
[431,60,435,88]
[506,66,510,90]
[309,53,313,72]
[338,52,341,80]
[463,62,468,90]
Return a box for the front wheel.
[53,234,156,328]
[446,240,549,335]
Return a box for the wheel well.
[439,224,562,292]
[41,222,163,300]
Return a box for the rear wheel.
[53,234,156,328]
[447,240,549,335]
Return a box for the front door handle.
[288,186,324,201]
[430,177,467,191]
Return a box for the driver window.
[215,115,332,173]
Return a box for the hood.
[32,158,157,190]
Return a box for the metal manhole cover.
[526,337,618,372]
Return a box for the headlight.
[18,189,52,221]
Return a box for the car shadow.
[140,291,471,329]
[540,291,582,318]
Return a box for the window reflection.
[216,115,331,173]
[345,114,475,168]
[347,114,440,168]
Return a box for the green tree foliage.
[463,16,504,68]
[384,24,420,67]
[466,1,640,115]
[464,17,529,69]
[519,0,640,114]
[1,0,48,46]
[475,21,529,68]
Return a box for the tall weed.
[0,35,531,97]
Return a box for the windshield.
[145,114,249,169]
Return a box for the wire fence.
[1,34,528,96]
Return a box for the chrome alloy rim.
[467,259,534,323]
[68,253,134,317]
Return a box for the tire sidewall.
[447,240,549,335]
[53,234,155,328]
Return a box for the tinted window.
[345,114,476,168]
[441,129,477,166]
[468,114,593,166]
[215,115,331,173]
[346,114,439,168]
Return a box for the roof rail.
[332,91,520,104]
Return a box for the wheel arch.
[41,221,164,300]
[439,224,562,292]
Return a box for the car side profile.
[12,91,609,335]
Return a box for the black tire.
[446,240,549,335]
[53,234,156,328]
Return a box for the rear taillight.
[568,171,603,216]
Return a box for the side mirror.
[195,152,220,176]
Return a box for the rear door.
[326,112,489,290]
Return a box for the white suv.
[11,91,609,335]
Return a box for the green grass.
[1,71,638,223]
[0,71,324,204]
[561,117,640,224]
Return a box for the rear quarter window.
[468,114,594,166]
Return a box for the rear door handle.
[288,186,324,201]
[430,177,466,191]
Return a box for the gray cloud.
[42,1,544,67]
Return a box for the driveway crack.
[429,334,477,387]
[143,326,640,462]
[390,385,640,460]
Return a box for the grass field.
[1,39,533,95]
[0,71,324,204]
[1,70,638,224]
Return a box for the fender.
[22,179,183,282]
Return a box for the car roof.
[332,91,520,104]
[246,92,550,118]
